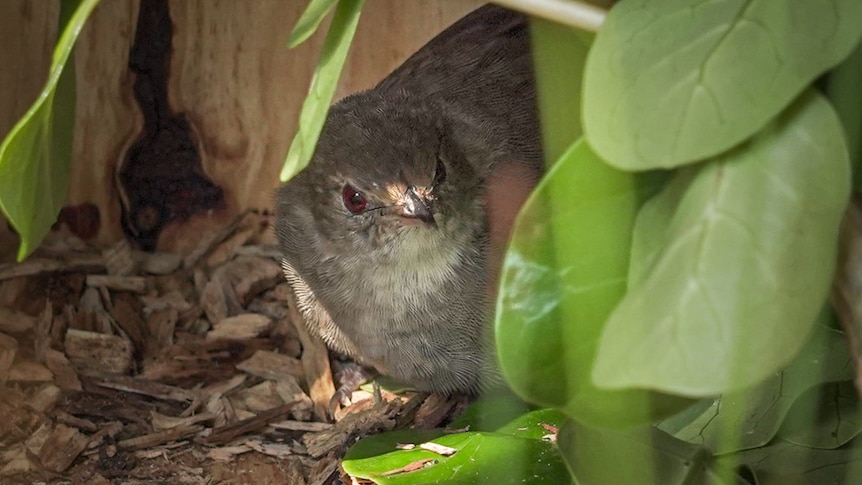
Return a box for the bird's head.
[279,93,491,262]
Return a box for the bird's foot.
[329,362,377,416]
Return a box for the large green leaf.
[0,0,101,261]
[724,441,862,484]
[342,409,569,484]
[592,91,851,395]
[583,0,862,169]
[496,139,689,426]
[778,381,862,450]
[279,0,364,182]
[558,420,728,485]
[658,323,853,454]
[496,6,691,428]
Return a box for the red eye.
[342,185,367,213]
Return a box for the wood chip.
[274,375,314,421]
[303,400,399,458]
[207,313,272,341]
[103,239,136,276]
[269,420,333,433]
[419,441,457,456]
[87,421,123,449]
[231,381,285,413]
[0,331,17,384]
[206,226,258,269]
[151,410,216,430]
[64,329,133,376]
[147,308,177,351]
[183,210,257,269]
[136,251,183,275]
[199,275,237,325]
[206,401,299,446]
[54,410,99,432]
[44,348,82,391]
[7,359,53,382]
[308,455,340,485]
[235,244,282,260]
[38,423,90,473]
[118,424,205,451]
[247,292,290,321]
[233,258,282,306]
[284,287,336,421]
[200,255,280,324]
[109,294,150,354]
[0,306,36,333]
[0,388,33,442]
[33,300,53,362]
[24,421,54,461]
[381,458,437,476]
[0,254,105,281]
[1,445,33,476]
[207,444,253,461]
[140,290,192,314]
[96,375,196,402]
[413,393,461,429]
[244,438,296,459]
[87,274,147,293]
[29,383,63,413]
[206,394,236,428]
[200,374,247,400]
[76,287,115,334]
[236,349,305,380]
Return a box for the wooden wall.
[0,0,483,256]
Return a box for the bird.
[275,4,542,397]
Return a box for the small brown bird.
[276,5,542,396]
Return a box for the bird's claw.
[328,387,353,417]
[328,362,377,417]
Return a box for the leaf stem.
[493,0,606,32]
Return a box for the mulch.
[0,211,461,484]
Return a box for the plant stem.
[493,0,606,32]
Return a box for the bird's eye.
[342,185,367,213]
[433,157,447,186]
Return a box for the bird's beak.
[399,187,436,227]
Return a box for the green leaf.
[658,323,854,454]
[342,409,569,484]
[494,408,567,440]
[725,440,862,484]
[287,0,339,48]
[558,420,727,485]
[583,0,862,169]
[279,0,364,182]
[592,91,851,396]
[499,18,692,428]
[825,38,862,190]
[496,139,690,426]
[778,381,862,450]
[0,0,101,261]
[529,17,592,163]
[447,388,534,433]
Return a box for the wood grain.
[0,0,484,254]
[164,0,483,250]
